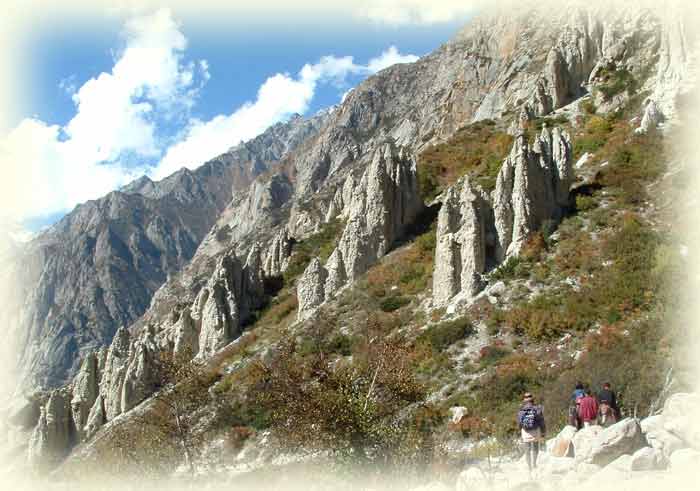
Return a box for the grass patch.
[597,66,638,101]
[417,120,513,201]
[417,316,474,351]
[283,219,344,285]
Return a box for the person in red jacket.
[577,389,599,427]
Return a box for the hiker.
[597,382,620,420]
[568,401,581,430]
[518,392,546,473]
[577,389,598,427]
[572,382,585,401]
[597,399,617,427]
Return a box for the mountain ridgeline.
[2,3,695,478]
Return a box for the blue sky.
[5,6,472,231]
[25,15,466,127]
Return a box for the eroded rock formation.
[296,143,422,319]
[433,126,573,306]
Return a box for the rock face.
[101,327,131,421]
[262,229,293,278]
[493,126,573,261]
[8,114,327,390]
[120,329,159,413]
[70,353,99,442]
[194,252,264,358]
[28,388,73,467]
[432,127,573,306]
[433,177,493,305]
[296,143,422,319]
[297,258,329,321]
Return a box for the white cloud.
[355,0,477,25]
[0,5,419,227]
[0,8,205,222]
[153,46,419,178]
[366,46,419,72]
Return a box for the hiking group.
[517,382,621,473]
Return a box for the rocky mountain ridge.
[1,1,695,478]
[4,112,327,390]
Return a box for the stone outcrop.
[120,329,159,413]
[172,307,199,356]
[10,3,695,475]
[83,395,106,442]
[432,177,493,306]
[7,113,327,390]
[297,258,329,321]
[636,99,664,134]
[296,143,422,319]
[494,126,573,261]
[262,229,293,278]
[432,127,573,306]
[28,388,73,467]
[70,352,99,442]
[193,251,264,358]
[100,327,131,421]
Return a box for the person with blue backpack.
[517,392,546,474]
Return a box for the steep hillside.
[2,2,696,485]
[5,113,327,389]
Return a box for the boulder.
[668,448,700,470]
[607,453,633,472]
[542,456,576,475]
[663,393,700,450]
[574,462,602,480]
[630,446,667,471]
[449,406,468,424]
[551,425,578,457]
[641,414,687,458]
[456,467,489,491]
[577,418,645,466]
[572,424,603,461]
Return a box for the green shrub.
[581,99,596,115]
[597,67,638,101]
[380,295,411,312]
[478,344,511,367]
[575,195,597,212]
[417,317,474,351]
[283,219,344,284]
[490,256,529,281]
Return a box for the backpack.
[520,406,539,430]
